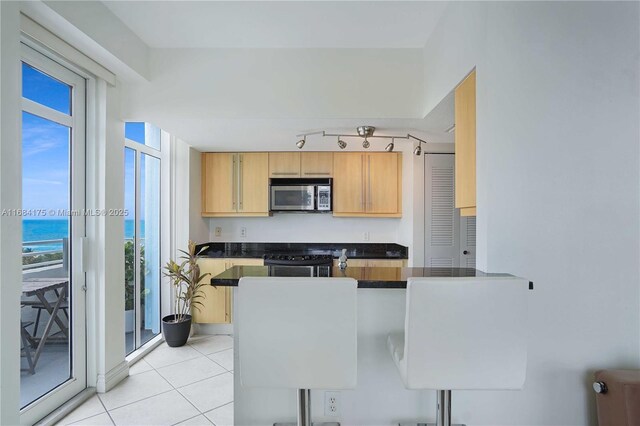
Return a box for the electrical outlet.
[240,227,247,238]
[363,231,370,241]
[215,227,222,237]
[324,391,340,417]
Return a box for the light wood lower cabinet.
[193,257,264,324]
[332,258,407,280]
[333,152,402,217]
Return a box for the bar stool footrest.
[399,423,466,426]
[275,423,340,426]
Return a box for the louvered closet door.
[424,154,460,267]
[424,153,477,268]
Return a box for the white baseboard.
[96,360,129,393]
[193,323,233,335]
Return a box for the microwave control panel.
[317,186,331,211]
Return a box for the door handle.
[463,250,469,255]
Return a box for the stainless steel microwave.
[270,179,332,212]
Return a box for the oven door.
[270,185,315,211]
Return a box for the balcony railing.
[22,239,66,270]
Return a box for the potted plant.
[162,241,210,347]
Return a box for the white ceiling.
[102,1,448,49]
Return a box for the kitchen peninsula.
[212,265,532,425]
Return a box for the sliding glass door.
[20,44,87,423]
[125,123,162,355]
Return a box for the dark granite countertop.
[211,265,534,290]
[195,242,408,260]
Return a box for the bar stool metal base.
[273,389,340,426]
[398,390,465,426]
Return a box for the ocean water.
[23,219,137,252]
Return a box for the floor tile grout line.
[207,358,232,374]
[96,393,117,426]
[173,381,233,415]
[175,370,231,391]
[200,399,235,420]
[100,388,175,413]
[190,345,234,357]
[170,412,213,426]
[203,400,233,415]
[59,396,108,425]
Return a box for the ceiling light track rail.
[295,127,427,155]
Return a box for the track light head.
[337,138,347,149]
[296,138,305,149]
[362,137,370,149]
[385,139,395,152]
[413,143,422,156]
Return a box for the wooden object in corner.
[193,257,264,324]
[455,70,476,217]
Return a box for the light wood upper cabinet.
[301,152,333,177]
[455,70,476,217]
[202,153,235,215]
[194,257,264,324]
[269,152,333,178]
[239,153,269,213]
[269,152,301,177]
[202,152,269,217]
[333,152,402,217]
[333,153,365,214]
[367,153,400,214]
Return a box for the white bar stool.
[387,277,528,426]
[238,277,358,426]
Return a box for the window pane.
[21,111,71,407]
[125,122,161,150]
[124,148,136,355]
[22,63,71,115]
[140,154,161,346]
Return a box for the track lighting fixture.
[295,126,428,152]
[385,138,395,152]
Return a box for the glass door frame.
[124,137,162,353]
[19,43,87,424]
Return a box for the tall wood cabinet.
[455,70,477,217]
[201,152,269,217]
[333,152,402,217]
[193,257,264,324]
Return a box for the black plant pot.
[162,314,192,347]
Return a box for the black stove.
[263,254,333,266]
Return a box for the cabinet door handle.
[361,155,366,211]
[368,156,372,210]
[239,154,243,211]
[232,155,237,209]
[272,172,298,175]
[303,172,330,175]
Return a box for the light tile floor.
[56,335,234,426]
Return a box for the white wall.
[0,2,23,424]
[422,2,640,424]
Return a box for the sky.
[22,62,157,221]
